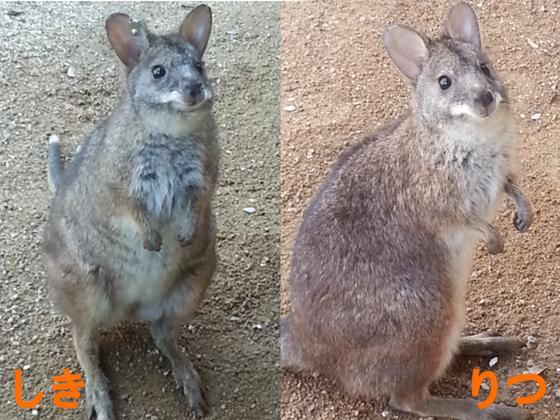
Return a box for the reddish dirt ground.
[281,1,560,419]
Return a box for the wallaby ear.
[382,25,428,82]
[444,2,481,48]
[105,13,150,67]
[180,5,212,57]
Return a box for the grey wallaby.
[43,5,217,419]
[281,3,533,420]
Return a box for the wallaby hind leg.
[280,314,309,372]
[150,317,208,417]
[389,393,531,420]
[459,333,525,356]
[72,324,114,420]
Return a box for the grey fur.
[43,5,217,419]
[282,3,532,420]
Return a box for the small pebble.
[531,113,541,120]
[67,67,76,78]
[527,38,539,49]
[252,323,263,330]
[489,357,498,367]
[31,409,38,416]
[283,105,296,112]
[527,335,537,344]
[381,411,390,417]
[243,207,256,214]
[481,382,490,391]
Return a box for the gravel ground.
[281,1,559,419]
[0,2,279,419]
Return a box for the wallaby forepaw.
[513,210,532,233]
[177,222,195,247]
[173,366,209,417]
[143,230,162,252]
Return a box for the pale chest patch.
[107,212,190,317]
[443,110,516,221]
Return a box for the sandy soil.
[0,2,279,419]
[281,1,559,419]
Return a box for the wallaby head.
[105,5,213,117]
[382,2,507,127]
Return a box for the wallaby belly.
[105,211,201,321]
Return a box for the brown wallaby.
[43,5,217,419]
[281,3,533,420]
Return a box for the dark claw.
[175,369,208,417]
[514,212,528,233]
[144,240,162,252]
[191,398,209,417]
[143,231,162,251]
[177,234,193,247]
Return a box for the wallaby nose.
[477,91,494,108]
[187,83,203,98]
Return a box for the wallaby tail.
[47,135,63,194]
[280,314,309,372]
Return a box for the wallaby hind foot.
[150,318,208,417]
[389,394,531,420]
[459,333,525,357]
[72,325,115,420]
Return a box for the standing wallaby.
[43,5,217,419]
[281,3,533,420]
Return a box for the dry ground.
[0,2,279,419]
[281,1,559,419]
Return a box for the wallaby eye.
[195,62,204,74]
[151,65,166,79]
[438,75,451,90]
[480,63,491,76]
